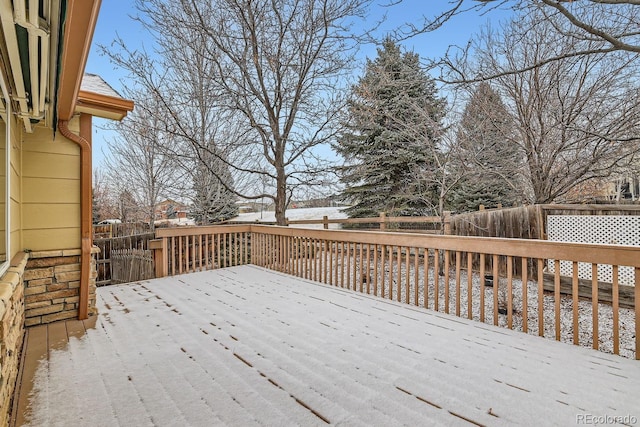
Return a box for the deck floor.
[13,265,640,426]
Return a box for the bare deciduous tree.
[395,1,640,81]
[105,0,372,225]
[457,10,640,203]
[103,91,178,228]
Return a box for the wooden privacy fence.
[111,249,155,284]
[94,232,155,286]
[93,222,152,239]
[228,212,452,233]
[152,225,640,359]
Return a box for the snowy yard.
[233,206,348,228]
[20,266,640,426]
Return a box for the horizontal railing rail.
[152,224,639,360]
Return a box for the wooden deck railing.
[152,224,640,359]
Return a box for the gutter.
[58,115,92,320]
[55,0,101,320]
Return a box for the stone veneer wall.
[24,248,98,326]
[0,253,29,427]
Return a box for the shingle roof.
[80,73,123,98]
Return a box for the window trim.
[0,70,11,276]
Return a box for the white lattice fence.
[547,215,639,285]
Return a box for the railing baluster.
[217,233,221,269]
[592,263,598,350]
[613,265,619,355]
[424,248,429,310]
[493,254,499,326]
[507,256,513,329]
[170,236,175,276]
[366,244,371,294]
[434,250,439,311]
[397,246,402,303]
[405,247,410,304]
[414,248,419,306]
[373,244,379,296]
[389,245,394,301]
[479,253,485,323]
[347,242,353,290]
[329,240,334,285]
[339,242,345,288]
[325,239,329,284]
[538,258,544,337]
[198,235,203,271]
[522,257,528,333]
[236,232,240,267]
[572,261,579,345]
[178,236,183,275]
[444,250,450,314]
[455,251,461,317]
[467,252,473,320]
[359,243,365,293]
[380,244,386,298]
[554,259,561,341]
[353,243,358,292]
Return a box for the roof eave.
[76,89,134,121]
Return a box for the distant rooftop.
[80,73,123,98]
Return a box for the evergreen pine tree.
[449,82,522,212]
[335,39,446,218]
[189,149,238,224]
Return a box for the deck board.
[12,265,640,426]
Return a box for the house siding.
[21,118,81,252]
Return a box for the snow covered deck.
[16,265,640,426]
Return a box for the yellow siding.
[21,118,81,251]
[22,228,81,251]
[23,178,79,203]
[23,203,80,229]
[22,151,80,179]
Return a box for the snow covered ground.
[23,266,640,426]
[233,206,348,228]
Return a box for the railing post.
[323,215,329,230]
[379,212,386,231]
[150,238,167,278]
[443,211,452,235]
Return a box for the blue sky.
[86,1,513,167]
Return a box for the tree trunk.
[275,164,287,226]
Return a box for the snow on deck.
[24,266,640,426]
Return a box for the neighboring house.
[0,0,133,422]
[155,199,189,220]
[562,176,640,203]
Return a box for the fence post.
[443,211,452,235]
[536,204,546,240]
[379,212,386,231]
[323,216,329,230]
[479,205,485,211]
